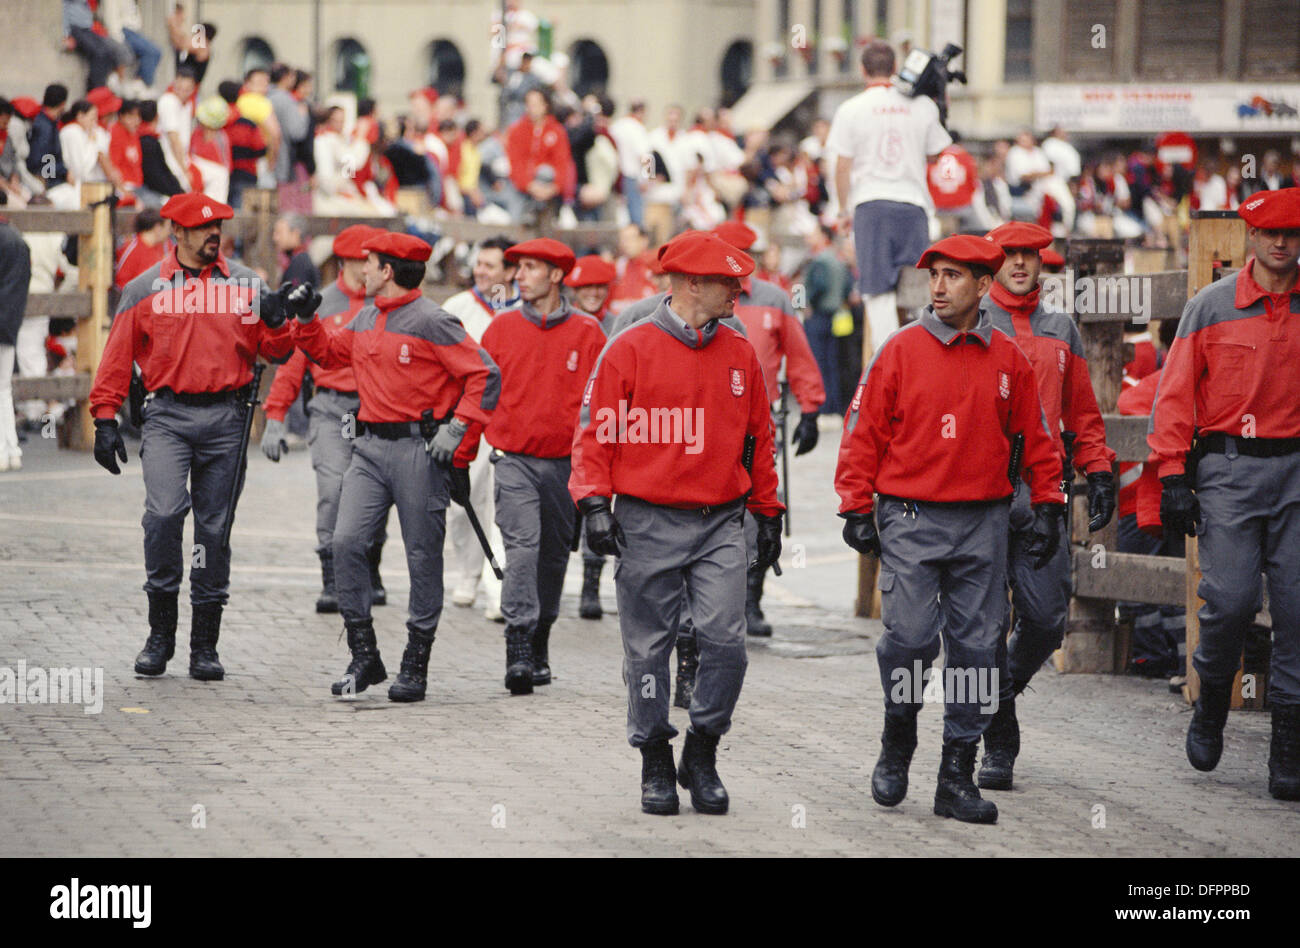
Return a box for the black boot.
[871,710,919,807]
[1187,678,1233,771]
[189,603,226,681]
[977,697,1020,791]
[532,622,552,686]
[745,567,772,637]
[934,740,998,824]
[1268,704,1300,801]
[504,625,533,695]
[579,560,603,619]
[331,619,387,695]
[640,741,680,815]
[316,550,339,614]
[673,635,699,710]
[134,591,178,676]
[677,728,728,814]
[387,628,434,702]
[367,541,387,607]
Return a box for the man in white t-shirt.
[644,105,698,246]
[609,100,652,226]
[156,66,198,191]
[827,40,950,352]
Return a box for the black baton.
[220,361,266,551]
[463,498,504,580]
[1061,430,1077,541]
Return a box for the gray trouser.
[333,432,449,635]
[139,392,247,606]
[677,510,758,642]
[307,387,385,553]
[1193,448,1300,706]
[875,497,1010,743]
[615,496,748,747]
[492,452,574,632]
[995,480,1071,699]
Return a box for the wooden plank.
[3,208,95,234]
[855,553,882,619]
[1072,549,1186,606]
[1103,413,1150,463]
[1146,269,1190,323]
[71,182,113,451]
[11,373,92,401]
[24,292,93,319]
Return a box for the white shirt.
[441,289,497,343]
[645,126,698,205]
[313,130,367,198]
[1196,174,1228,212]
[609,115,651,179]
[1004,145,1052,190]
[1041,135,1081,179]
[59,123,106,185]
[156,91,194,186]
[825,83,951,211]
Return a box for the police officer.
[564,253,618,619]
[289,232,500,702]
[571,230,784,816]
[473,238,606,693]
[1149,187,1300,800]
[261,224,390,613]
[90,192,296,681]
[836,234,1062,824]
[976,221,1117,791]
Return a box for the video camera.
[895,42,967,129]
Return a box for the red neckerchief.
[375,288,422,312]
[989,281,1040,319]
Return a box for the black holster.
[128,369,146,427]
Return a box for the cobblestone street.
[1,427,1294,858]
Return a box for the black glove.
[1086,470,1116,532]
[258,285,288,329]
[841,511,880,556]
[578,495,625,557]
[448,465,471,507]
[93,418,127,475]
[753,512,783,571]
[1024,503,1064,569]
[791,412,819,456]
[1160,474,1201,538]
[286,282,323,322]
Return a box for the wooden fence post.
[244,188,279,283]
[70,182,115,450]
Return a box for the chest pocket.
[148,311,185,359]
[1205,341,1253,401]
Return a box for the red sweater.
[108,123,143,187]
[504,115,575,201]
[732,276,826,413]
[1117,370,1161,528]
[114,235,169,291]
[263,277,368,421]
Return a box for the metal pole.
[313,0,321,91]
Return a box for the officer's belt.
[628,495,745,517]
[357,420,424,440]
[1199,432,1300,458]
[152,384,252,406]
[314,385,358,397]
[877,494,1012,510]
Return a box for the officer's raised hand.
[93,418,128,475]
[286,282,323,322]
[792,412,819,456]
[1025,503,1064,569]
[753,513,783,571]
[1159,474,1201,537]
[448,465,471,507]
[257,283,289,329]
[1086,470,1116,531]
[427,417,469,466]
[579,496,624,556]
[260,418,288,462]
[841,511,881,556]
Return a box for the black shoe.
[1187,678,1233,772]
[331,619,388,695]
[673,635,698,710]
[677,728,728,814]
[640,741,680,815]
[871,711,918,807]
[934,740,998,824]
[532,622,552,686]
[504,625,533,695]
[367,541,387,607]
[188,603,226,681]
[977,697,1019,791]
[745,567,772,637]
[135,591,178,676]
[387,629,434,702]
[579,560,603,619]
[316,550,339,614]
[1268,704,1300,801]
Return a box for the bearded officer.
[90,192,297,681]
[570,230,784,816]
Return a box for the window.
[427,39,465,98]
[240,37,275,77]
[334,38,371,97]
[569,39,610,97]
[1139,0,1222,78]
[1004,0,1033,82]
[1242,0,1300,77]
[1062,0,1115,78]
[721,40,753,108]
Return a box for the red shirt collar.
[375,287,422,311]
[1235,257,1300,309]
[337,275,367,300]
[159,247,231,280]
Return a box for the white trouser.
[0,344,19,460]
[865,292,898,355]
[445,445,504,607]
[15,316,48,423]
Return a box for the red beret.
[639,248,666,276]
[333,224,382,260]
[11,97,41,120]
[564,254,616,287]
[1040,247,1066,268]
[160,192,234,228]
[711,220,759,251]
[1238,187,1300,230]
[657,231,756,278]
[86,87,123,116]
[505,237,576,275]
[984,221,1053,251]
[362,231,432,263]
[916,234,1006,273]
